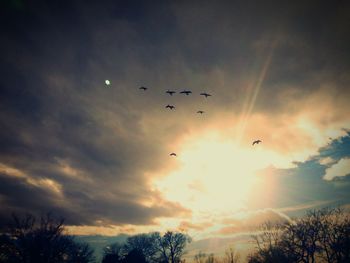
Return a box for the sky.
[1,0,350,243]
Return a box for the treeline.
[101,231,190,263]
[0,213,190,263]
[248,208,350,263]
[192,248,240,263]
[0,208,349,263]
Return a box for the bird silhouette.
[180,90,192,95]
[139,86,148,91]
[200,92,212,98]
[252,140,262,146]
[197,110,204,114]
[170,153,177,156]
[166,90,176,96]
[165,105,175,110]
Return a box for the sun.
[153,131,287,214]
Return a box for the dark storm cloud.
[0,171,66,226]
[169,1,350,116]
[0,0,190,226]
[0,0,350,228]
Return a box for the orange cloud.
[178,220,213,231]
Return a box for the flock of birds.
[105,80,262,157]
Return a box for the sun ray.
[236,39,277,144]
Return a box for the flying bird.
[139,86,148,91]
[166,105,175,110]
[252,140,262,146]
[200,92,212,98]
[166,90,176,96]
[180,90,192,95]
[197,110,204,114]
[170,153,177,156]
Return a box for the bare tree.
[223,247,240,263]
[194,251,207,263]
[248,208,350,263]
[0,213,94,263]
[249,222,297,263]
[311,208,350,263]
[205,253,215,263]
[102,242,123,263]
[157,231,191,263]
[102,231,191,263]
[123,248,147,263]
[194,252,220,263]
[124,233,160,263]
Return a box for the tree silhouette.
[66,242,95,263]
[194,251,207,263]
[248,222,294,263]
[194,250,240,263]
[102,242,123,263]
[224,247,240,263]
[124,233,159,262]
[102,253,122,263]
[123,249,147,263]
[157,231,191,263]
[247,245,294,263]
[248,208,350,263]
[103,231,190,263]
[0,213,94,263]
[204,253,215,263]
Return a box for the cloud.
[319,157,335,166]
[215,209,290,236]
[178,220,213,232]
[244,133,350,210]
[323,158,350,181]
[0,163,62,195]
[277,200,334,213]
[54,157,91,182]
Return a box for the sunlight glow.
[154,132,290,214]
